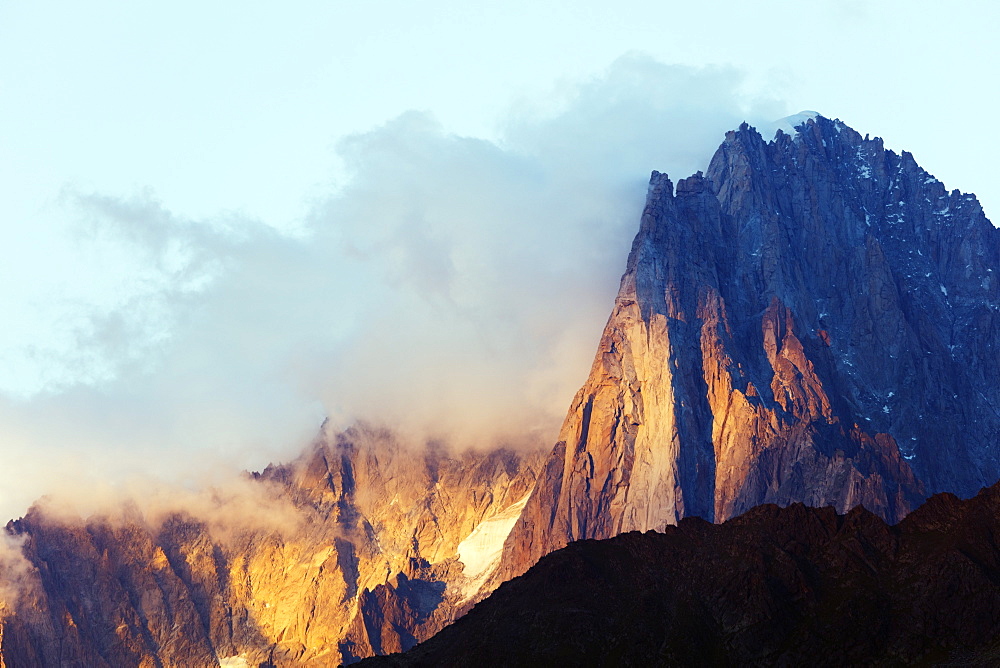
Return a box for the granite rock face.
[0,426,543,666]
[496,114,1000,582]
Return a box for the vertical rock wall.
[496,115,999,582]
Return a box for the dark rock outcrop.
[362,480,1000,667]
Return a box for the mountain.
[0,427,543,666]
[359,481,1000,667]
[1,114,998,665]
[495,113,1000,584]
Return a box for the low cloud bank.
[0,533,33,612]
[30,473,306,545]
[0,56,785,521]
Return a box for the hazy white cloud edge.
[0,55,787,522]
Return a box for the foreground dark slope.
[364,481,1000,667]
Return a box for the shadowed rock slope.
[363,481,1000,667]
[494,114,1000,585]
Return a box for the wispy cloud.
[0,55,786,521]
[0,533,33,612]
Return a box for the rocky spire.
[494,114,1000,583]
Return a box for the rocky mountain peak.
[495,113,1000,584]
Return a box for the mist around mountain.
[0,57,782,528]
[1,113,999,665]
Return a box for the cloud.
[30,472,306,546]
[0,466,307,616]
[0,532,34,612]
[0,55,787,521]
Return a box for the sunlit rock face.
[0,426,544,666]
[496,115,1000,582]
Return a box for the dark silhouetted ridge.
[362,481,1000,666]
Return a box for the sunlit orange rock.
[0,426,543,666]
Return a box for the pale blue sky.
[4,1,997,225]
[0,0,997,519]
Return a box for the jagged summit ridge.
[708,113,997,478]
[495,113,1000,583]
[759,109,821,140]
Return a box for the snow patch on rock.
[762,111,821,141]
[456,491,532,600]
[219,657,250,668]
